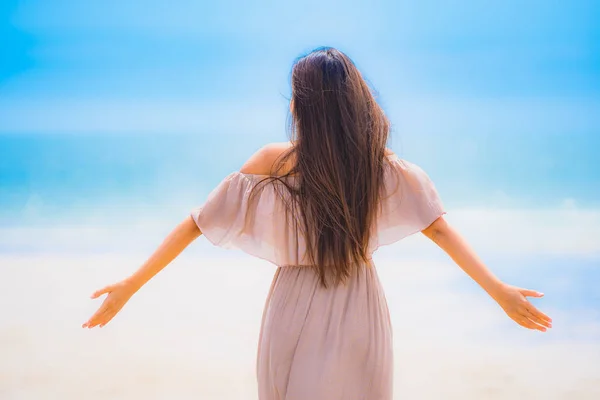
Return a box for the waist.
[280,257,374,268]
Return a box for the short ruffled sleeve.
[190,172,300,266]
[373,156,446,249]
[192,158,445,264]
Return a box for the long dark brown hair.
[255,47,390,288]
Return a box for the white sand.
[1,250,598,399]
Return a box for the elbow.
[421,215,447,243]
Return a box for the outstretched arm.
[421,216,552,332]
[82,216,202,329]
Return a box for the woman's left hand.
[493,283,553,332]
[82,279,138,329]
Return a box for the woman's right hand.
[492,284,553,332]
[82,279,139,329]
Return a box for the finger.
[83,311,103,328]
[520,288,544,298]
[99,313,117,328]
[525,303,552,324]
[513,316,533,329]
[99,309,118,328]
[82,310,102,328]
[84,301,111,328]
[91,285,113,299]
[87,308,112,329]
[516,316,544,331]
[523,309,551,329]
[521,306,547,325]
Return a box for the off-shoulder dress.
[190,154,445,400]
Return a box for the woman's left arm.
[82,216,202,329]
[421,216,552,332]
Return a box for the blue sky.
[1,1,599,222]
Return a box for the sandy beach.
[1,247,598,399]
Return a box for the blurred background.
[1,1,599,399]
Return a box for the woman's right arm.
[421,216,552,332]
[83,216,202,329]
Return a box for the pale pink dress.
[190,154,445,400]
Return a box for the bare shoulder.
[240,144,394,175]
[240,142,294,175]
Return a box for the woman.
[83,47,552,399]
